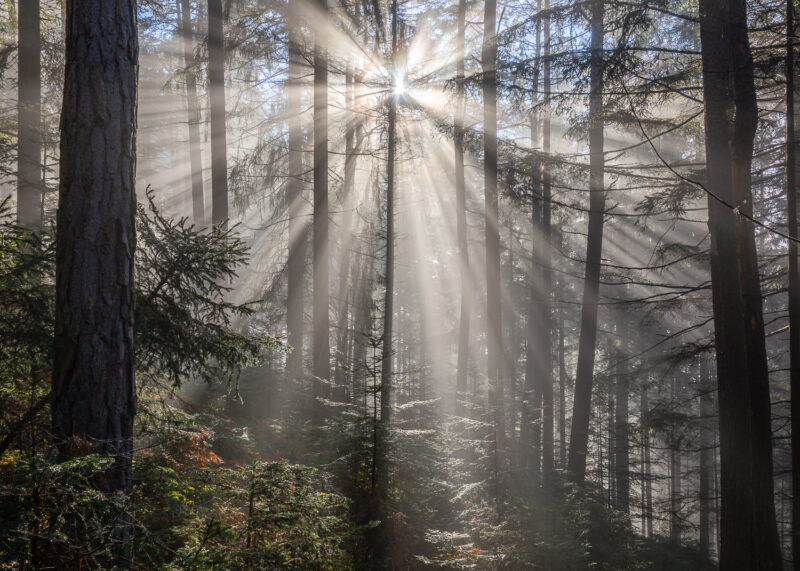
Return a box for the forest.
[0,0,797,568]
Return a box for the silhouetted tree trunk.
[699,358,713,558]
[568,0,604,484]
[53,0,138,565]
[179,0,205,225]
[641,382,653,538]
[670,375,681,543]
[523,6,542,486]
[17,0,41,225]
[378,0,398,492]
[540,0,554,489]
[286,0,306,378]
[208,0,228,227]
[614,313,630,512]
[786,1,800,567]
[313,0,330,419]
[454,0,469,416]
[483,0,503,500]
[699,0,782,567]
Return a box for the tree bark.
[313,0,330,419]
[614,313,630,512]
[286,0,306,378]
[53,0,138,564]
[699,0,782,566]
[378,0,398,491]
[699,358,713,558]
[454,0,469,416]
[482,0,503,500]
[568,0,605,483]
[17,0,42,225]
[208,0,228,227]
[180,0,205,226]
[786,1,800,567]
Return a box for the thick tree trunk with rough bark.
[568,0,604,483]
[699,0,782,567]
[53,0,138,564]
[17,0,42,225]
[180,0,205,225]
[208,0,228,227]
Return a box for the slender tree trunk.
[208,0,228,227]
[699,0,782,567]
[786,1,800,567]
[641,383,653,538]
[607,396,615,507]
[454,0,470,416]
[53,1,138,565]
[377,0,398,494]
[670,375,681,543]
[540,0,554,489]
[334,61,357,402]
[17,0,42,225]
[700,358,713,558]
[558,324,566,469]
[568,0,605,483]
[614,313,630,512]
[180,0,205,225]
[523,7,542,486]
[482,0,503,500]
[313,0,331,419]
[286,1,306,378]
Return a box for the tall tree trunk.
[641,382,653,538]
[699,358,713,558]
[208,0,228,227]
[180,0,205,225]
[313,0,330,419]
[17,0,42,225]
[558,324,566,469]
[699,0,783,567]
[334,61,357,402]
[454,0,469,416]
[286,0,306,378]
[378,0,398,491]
[568,0,605,483]
[523,6,542,486]
[614,313,630,512]
[786,1,800,567]
[540,0,554,489]
[482,0,503,499]
[53,0,138,564]
[670,375,681,543]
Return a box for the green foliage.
[136,189,277,390]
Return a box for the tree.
[483,0,503,498]
[313,0,330,418]
[179,0,206,226]
[52,0,138,564]
[568,0,605,484]
[286,0,306,378]
[17,0,41,225]
[786,0,800,566]
[454,0,469,416]
[209,0,228,227]
[699,0,782,566]
[378,0,399,494]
